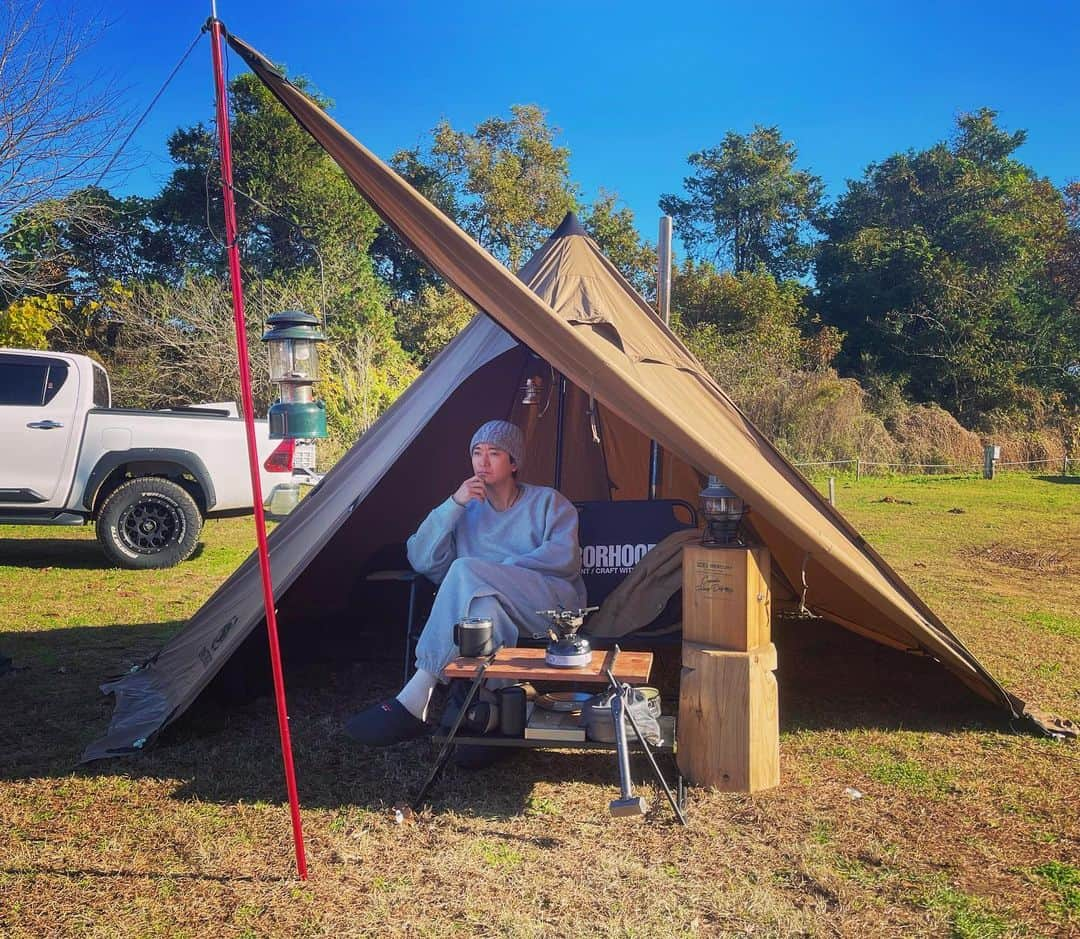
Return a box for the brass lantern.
[699,475,747,546]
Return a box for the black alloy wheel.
[118,494,184,554]
[96,477,203,569]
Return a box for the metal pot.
[582,687,661,743]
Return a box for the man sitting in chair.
[346,420,587,746]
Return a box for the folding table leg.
[411,659,490,810]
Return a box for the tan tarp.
[226,36,1019,712]
[83,33,1026,760]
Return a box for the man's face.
[471,443,515,485]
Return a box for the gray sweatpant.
[414,557,584,675]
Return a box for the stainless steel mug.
[453,617,495,657]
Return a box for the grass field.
[0,473,1077,937]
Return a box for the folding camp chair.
[364,568,436,683]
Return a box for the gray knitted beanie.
[470,420,525,469]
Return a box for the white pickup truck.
[0,348,300,569]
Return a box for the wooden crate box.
[681,544,771,651]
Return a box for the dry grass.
[960,543,1074,576]
[889,404,984,467]
[1,475,1077,937]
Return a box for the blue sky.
[67,0,1080,247]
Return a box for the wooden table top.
[441,647,653,684]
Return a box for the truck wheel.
[96,477,203,569]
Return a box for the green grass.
[1031,860,1080,921]
[867,754,957,795]
[0,474,1077,937]
[472,839,525,870]
[1023,610,1080,640]
[921,884,1019,938]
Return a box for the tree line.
[1,23,1076,466]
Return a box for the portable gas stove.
[536,606,598,667]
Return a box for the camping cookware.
[582,688,662,744]
[536,607,597,667]
[462,699,500,734]
[535,691,592,713]
[497,685,528,736]
[453,617,495,657]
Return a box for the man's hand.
[452,475,486,506]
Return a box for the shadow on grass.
[1034,474,1080,485]
[773,619,1006,734]
[0,537,206,569]
[0,865,288,884]
[0,616,1012,820]
[0,535,110,569]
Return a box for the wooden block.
[681,640,776,672]
[681,544,771,651]
[677,642,779,792]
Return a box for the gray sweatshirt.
[407,484,585,595]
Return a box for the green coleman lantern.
[262,310,328,440]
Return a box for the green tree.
[672,263,815,382]
[392,284,476,368]
[660,126,824,279]
[0,294,67,348]
[815,108,1078,421]
[3,188,163,300]
[53,70,415,455]
[671,263,881,463]
[393,105,579,271]
[370,148,461,299]
[151,73,382,286]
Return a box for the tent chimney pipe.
[208,14,308,881]
[657,215,672,324]
[553,374,568,489]
[648,216,673,499]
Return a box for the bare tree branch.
[0,0,127,298]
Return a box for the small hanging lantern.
[699,475,746,546]
[520,375,544,405]
[262,310,327,440]
[520,352,545,406]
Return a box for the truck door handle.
[27,420,64,429]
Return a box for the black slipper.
[344,699,430,747]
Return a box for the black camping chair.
[365,567,436,684]
[574,499,697,613]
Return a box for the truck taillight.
[264,438,295,473]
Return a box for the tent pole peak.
[551,212,588,239]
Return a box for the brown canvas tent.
[84,33,1034,761]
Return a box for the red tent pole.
[208,14,308,881]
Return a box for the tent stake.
[208,14,308,881]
